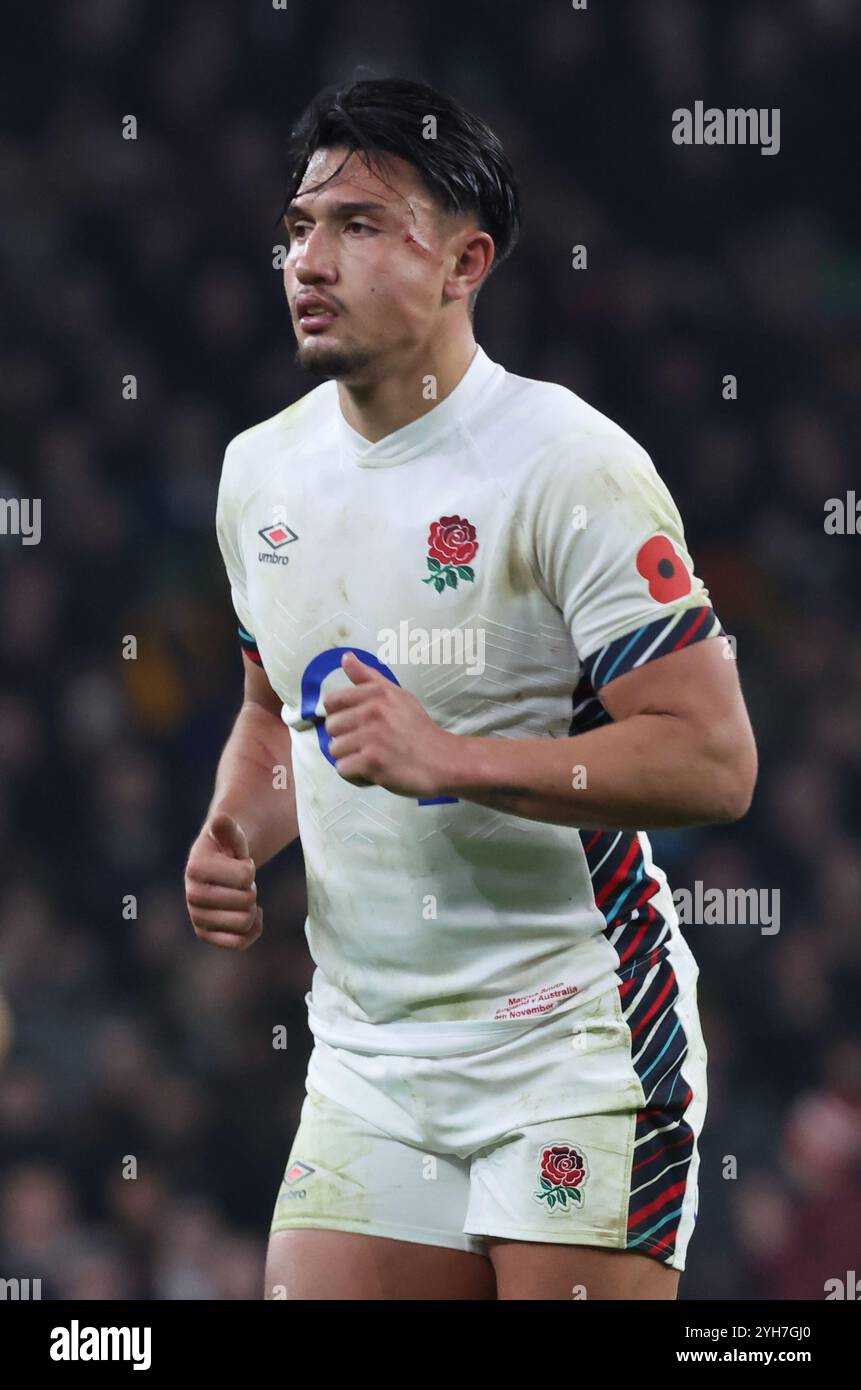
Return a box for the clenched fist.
[185,811,262,951]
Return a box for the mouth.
[297,300,339,333]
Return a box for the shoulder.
[484,363,659,498]
[221,379,337,476]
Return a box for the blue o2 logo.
[300,646,457,806]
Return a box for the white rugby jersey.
[215,345,723,1057]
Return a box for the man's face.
[283,145,470,381]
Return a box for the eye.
[345,221,377,235]
[289,222,311,241]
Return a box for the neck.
[337,330,478,444]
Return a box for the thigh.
[266,1228,496,1300]
[266,1085,495,1300]
[487,1239,679,1300]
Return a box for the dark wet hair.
[282,76,522,311]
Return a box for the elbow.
[712,780,755,824]
[708,732,758,823]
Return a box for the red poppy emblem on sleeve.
[636,535,692,603]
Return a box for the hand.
[185,811,262,951]
[323,652,455,798]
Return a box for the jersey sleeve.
[530,434,724,690]
[215,439,262,663]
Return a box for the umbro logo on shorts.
[280,1160,315,1200]
[285,1161,315,1185]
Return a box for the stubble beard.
[293,338,375,381]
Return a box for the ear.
[444,227,495,308]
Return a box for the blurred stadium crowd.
[1,0,859,1299]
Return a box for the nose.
[292,225,338,286]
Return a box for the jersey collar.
[336,344,500,468]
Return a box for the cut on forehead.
[295,144,458,225]
[281,79,521,284]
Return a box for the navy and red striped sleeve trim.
[582,605,724,690]
[237,625,262,665]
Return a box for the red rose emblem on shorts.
[422,515,479,593]
[534,1143,588,1209]
[636,534,692,603]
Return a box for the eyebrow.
[284,199,390,222]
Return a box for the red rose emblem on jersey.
[422,515,479,593]
[636,535,692,603]
[429,516,478,565]
[533,1143,588,1209]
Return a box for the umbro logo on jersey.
[259,522,298,549]
[258,521,298,564]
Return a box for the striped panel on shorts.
[579,828,699,1267]
[571,607,716,1265]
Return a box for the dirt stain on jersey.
[504,534,535,597]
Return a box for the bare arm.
[439,639,757,829]
[206,654,299,867]
[186,656,298,951]
[324,640,757,831]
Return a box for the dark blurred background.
[1,0,859,1300]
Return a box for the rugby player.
[185,77,757,1300]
